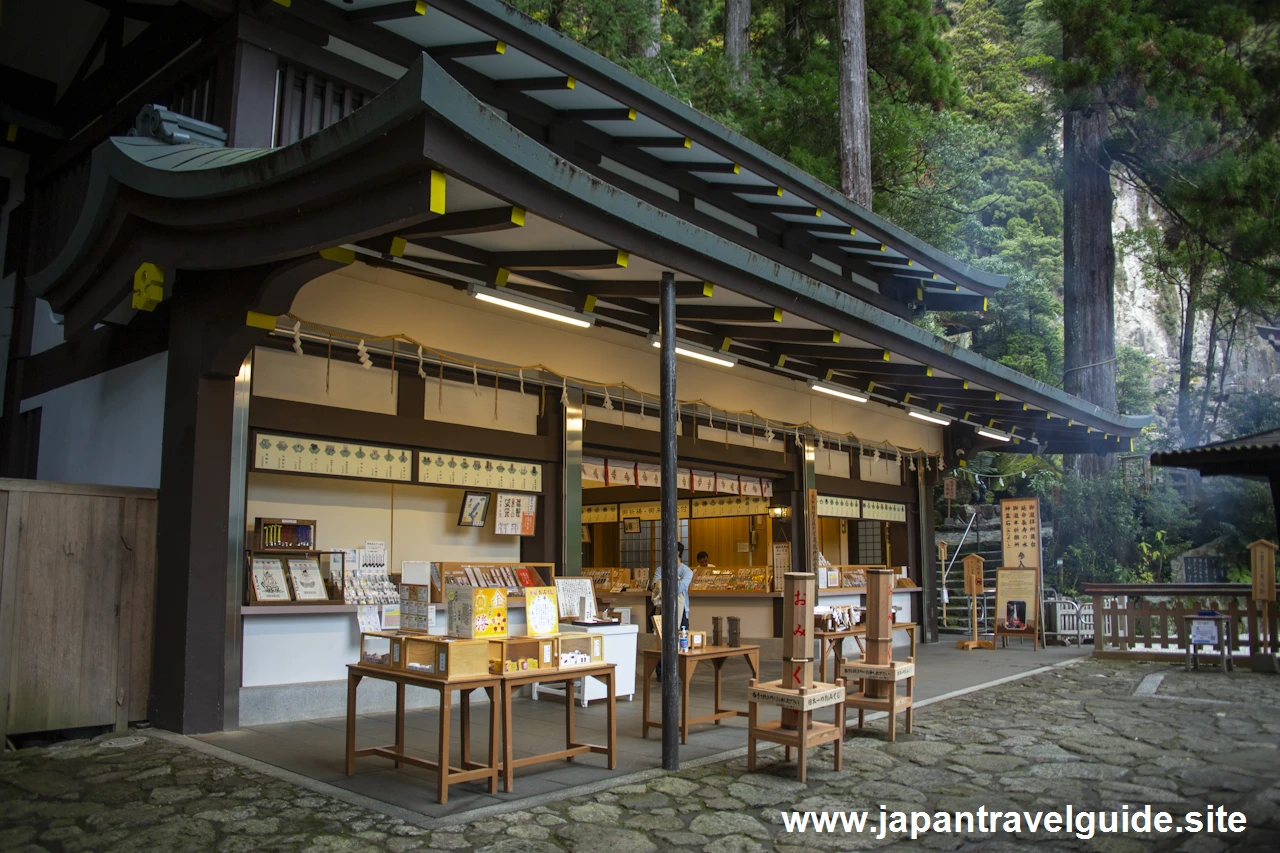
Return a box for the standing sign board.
[999,497,1041,569]
[994,567,1039,650]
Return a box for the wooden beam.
[664,161,740,174]
[717,328,841,343]
[556,107,636,121]
[746,201,824,218]
[676,306,781,323]
[400,206,525,239]
[494,76,576,91]
[709,184,782,196]
[427,40,508,59]
[769,343,889,362]
[348,1,428,24]
[583,281,713,299]
[924,293,987,312]
[614,136,691,148]
[490,249,629,271]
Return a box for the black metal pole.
[659,271,679,771]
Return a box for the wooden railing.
[1082,583,1278,661]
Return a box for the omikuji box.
[557,634,604,668]
[402,636,490,678]
[359,631,404,669]
[488,636,556,673]
[400,583,432,632]
[445,585,509,638]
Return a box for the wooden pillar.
[522,391,563,567]
[864,567,893,700]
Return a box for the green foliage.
[1115,345,1155,415]
[1218,390,1280,440]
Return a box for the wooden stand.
[745,572,846,780]
[844,568,914,741]
[641,645,760,743]
[956,554,994,651]
[1249,540,1279,673]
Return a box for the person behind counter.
[652,542,693,679]
[696,551,714,568]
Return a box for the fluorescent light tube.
[908,408,952,426]
[810,381,868,403]
[649,338,736,367]
[977,428,1011,442]
[471,288,594,328]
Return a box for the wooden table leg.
[909,626,917,661]
[834,683,845,768]
[565,677,576,762]
[796,710,809,783]
[437,686,452,804]
[605,670,617,770]
[345,671,361,775]
[681,657,693,744]
[712,658,725,722]
[819,639,828,683]
[460,688,472,768]
[747,700,757,771]
[485,685,498,794]
[747,649,759,679]
[831,638,843,682]
[886,680,897,743]
[394,681,406,769]
[502,680,515,793]
[642,655,654,739]
[905,674,914,734]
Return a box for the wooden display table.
[642,645,760,743]
[747,679,845,783]
[842,658,915,742]
[499,662,617,793]
[344,664,500,804]
[1183,614,1233,674]
[816,622,918,682]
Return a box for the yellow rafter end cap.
[131,263,164,311]
[615,250,629,268]
[866,380,876,393]
[389,237,407,257]
[1069,419,1075,427]
[962,380,969,390]
[1011,426,1019,434]
[926,366,933,377]
[964,412,972,420]
[1129,438,1134,451]
[994,392,1001,401]
[931,273,937,280]
[1046,411,1052,418]
[959,460,967,467]
[1021,403,1028,411]
[881,349,890,361]
[916,287,923,300]
[879,243,886,252]
[824,369,835,382]
[702,282,714,296]
[429,169,446,214]
[583,295,597,313]
[903,393,912,404]
[720,337,732,352]
[495,268,510,286]
[1104,433,1110,440]
[772,308,783,322]
[682,137,691,148]
[565,76,576,89]
[776,353,787,367]
[935,404,944,413]
[1087,426,1094,433]
[510,207,526,226]
[319,247,355,265]
[907,259,913,267]
[983,297,989,311]
[814,208,822,217]
[5,124,16,143]
[627,108,636,120]
[831,331,841,343]
[849,227,857,236]
[414,1,427,14]
[775,186,783,196]
[246,311,278,330]
[272,0,291,7]
[988,419,996,428]
[732,164,740,174]
[495,40,507,54]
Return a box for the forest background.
[510,0,1280,588]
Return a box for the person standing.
[653,542,693,679]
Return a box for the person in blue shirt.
[653,542,693,679]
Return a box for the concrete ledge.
[238,678,493,727]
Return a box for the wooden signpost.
[1249,540,1278,673]
[956,554,993,651]
[746,571,845,782]
[999,496,1044,648]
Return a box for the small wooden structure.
[1183,614,1232,674]
[843,567,915,741]
[746,571,844,781]
[956,554,993,651]
[0,480,158,742]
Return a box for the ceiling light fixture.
[809,381,868,403]
[469,286,594,329]
[648,337,737,368]
[908,408,953,426]
[977,427,1011,443]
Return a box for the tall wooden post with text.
[956,554,993,651]
[843,567,915,741]
[1249,540,1278,673]
[745,571,845,782]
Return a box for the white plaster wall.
[20,352,167,488]
[291,265,944,454]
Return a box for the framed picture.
[457,491,491,527]
[623,517,641,534]
[651,615,662,639]
[251,557,291,602]
[287,558,328,601]
[690,631,707,649]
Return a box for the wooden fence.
[0,480,158,741]
[1083,583,1278,662]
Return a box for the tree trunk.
[837,0,872,208]
[642,0,661,58]
[725,0,750,89]
[549,0,563,32]
[1062,86,1117,478]
[1176,259,1201,446]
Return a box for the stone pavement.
[2,656,1278,852]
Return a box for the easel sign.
[999,497,1041,569]
[994,566,1039,650]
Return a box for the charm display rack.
[746,571,846,782]
[245,517,348,605]
[842,567,916,741]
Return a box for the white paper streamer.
[416,346,426,380]
[292,321,303,356]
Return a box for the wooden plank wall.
[0,480,159,740]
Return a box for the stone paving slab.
[3,657,1278,852]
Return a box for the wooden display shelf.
[242,604,357,615]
